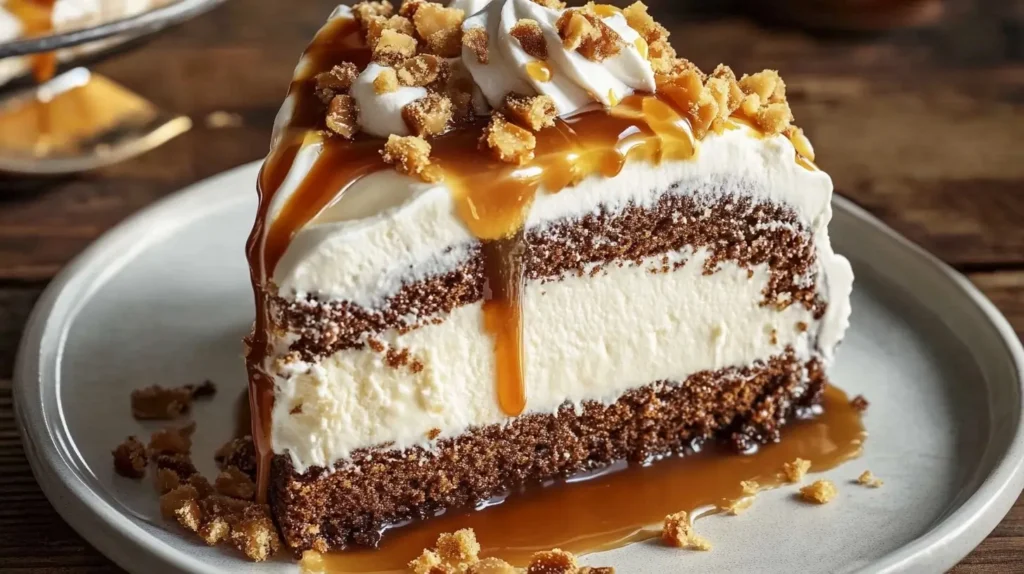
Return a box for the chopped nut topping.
[783,457,812,483]
[366,14,414,49]
[850,394,870,411]
[800,479,837,504]
[413,3,465,57]
[325,94,360,139]
[556,7,623,61]
[381,135,442,182]
[511,19,548,60]
[648,38,677,74]
[230,505,281,562]
[623,2,670,44]
[710,64,744,113]
[505,93,557,131]
[462,27,489,64]
[662,510,712,551]
[314,62,359,103]
[403,93,454,137]
[215,466,257,500]
[481,113,536,164]
[396,54,446,87]
[856,470,884,488]
[527,548,578,573]
[352,0,394,28]
[373,29,418,65]
[112,436,147,478]
[130,385,194,420]
[373,67,399,94]
[160,485,201,531]
[148,422,195,456]
[739,69,786,103]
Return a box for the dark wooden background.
[1,0,1022,571]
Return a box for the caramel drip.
[524,60,553,82]
[302,385,866,573]
[7,0,58,82]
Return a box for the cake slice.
[244,0,854,552]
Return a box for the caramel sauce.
[301,385,864,573]
[7,0,58,82]
[524,60,553,83]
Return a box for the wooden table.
[1,0,1021,571]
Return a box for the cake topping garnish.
[403,93,454,136]
[856,470,884,488]
[325,94,361,139]
[353,1,395,27]
[782,457,812,483]
[366,14,415,48]
[555,6,623,62]
[799,479,838,504]
[510,19,549,60]
[463,26,490,63]
[413,2,465,56]
[112,436,148,478]
[131,381,216,420]
[481,112,537,164]
[662,510,712,551]
[504,93,557,131]
[148,422,195,456]
[374,67,400,94]
[381,134,443,181]
[373,29,419,64]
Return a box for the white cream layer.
[271,249,820,473]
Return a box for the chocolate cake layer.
[275,185,825,361]
[269,349,825,551]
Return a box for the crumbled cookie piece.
[403,93,454,137]
[230,505,281,562]
[366,14,415,49]
[112,436,148,478]
[154,467,181,494]
[850,394,870,412]
[437,528,481,566]
[531,0,566,8]
[314,62,359,103]
[556,7,623,62]
[352,0,394,28]
[739,69,786,103]
[710,64,744,112]
[784,126,815,161]
[800,479,837,504]
[505,93,557,131]
[856,470,884,488]
[373,29,418,65]
[396,54,447,87]
[782,457,812,483]
[481,113,536,164]
[623,1,666,41]
[662,511,711,550]
[148,422,195,456]
[740,480,759,495]
[381,135,442,182]
[648,38,677,74]
[527,548,578,573]
[325,94,360,139]
[131,385,194,420]
[154,453,198,480]
[413,2,465,57]
[160,485,201,531]
[188,473,216,498]
[463,27,489,64]
[399,0,425,19]
[511,19,548,60]
[373,67,399,94]
[215,466,257,500]
[198,515,231,546]
[756,102,793,136]
[467,557,519,574]
[408,549,444,574]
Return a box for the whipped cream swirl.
[462,0,656,115]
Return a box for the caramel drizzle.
[7,0,59,82]
[245,15,804,501]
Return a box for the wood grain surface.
[0,0,1022,571]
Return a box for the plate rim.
[13,160,1024,574]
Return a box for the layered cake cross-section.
[244,0,854,553]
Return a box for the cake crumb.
[403,93,453,137]
[413,3,465,57]
[366,14,414,49]
[463,27,489,64]
[437,528,481,566]
[154,467,181,494]
[662,511,711,551]
[112,436,148,478]
[396,54,447,87]
[850,395,870,412]
[325,94,360,139]
[198,516,231,546]
[315,63,359,103]
[481,113,536,164]
[154,452,198,480]
[130,385,194,420]
[160,485,201,529]
[800,479,837,504]
[188,474,216,498]
[381,134,443,182]
[623,1,669,44]
[408,549,443,574]
[505,93,557,131]
[352,1,394,28]
[856,470,884,488]
[230,506,281,562]
[214,436,256,476]
[510,19,548,60]
[373,67,399,94]
[215,466,257,501]
[373,29,418,65]
[796,321,808,332]
[556,10,598,52]
[782,458,811,483]
[556,7,623,62]
[148,422,195,456]
[527,548,577,573]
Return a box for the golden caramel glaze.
[7,0,58,82]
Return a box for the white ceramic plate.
[14,161,1024,574]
